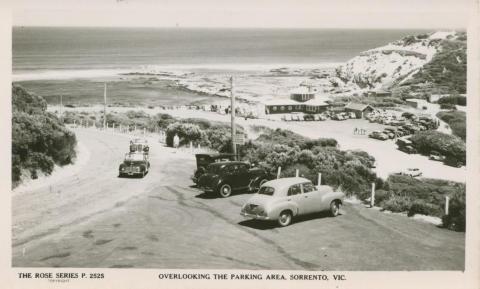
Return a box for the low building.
[406,98,429,109]
[344,103,374,118]
[264,85,330,114]
[366,89,392,98]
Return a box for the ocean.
[13,27,431,80]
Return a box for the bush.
[381,195,411,213]
[12,85,77,187]
[407,199,442,217]
[442,191,466,231]
[437,110,466,141]
[438,95,467,106]
[440,103,457,110]
[410,131,465,164]
[165,123,204,147]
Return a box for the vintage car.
[398,168,422,177]
[443,156,464,168]
[197,161,270,197]
[369,131,389,141]
[130,138,149,154]
[118,152,150,178]
[191,153,236,184]
[240,177,345,227]
[429,151,446,161]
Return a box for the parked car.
[118,152,150,178]
[399,145,417,154]
[191,153,236,184]
[399,168,422,177]
[240,177,345,227]
[197,161,270,197]
[369,131,389,141]
[130,138,149,154]
[429,151,446,161]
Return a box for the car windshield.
[258,186,275,196]
[125,154,144,162]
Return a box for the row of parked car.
[281,111,358,122]
[368,115,439,141]
[191,153,345,227]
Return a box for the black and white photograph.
[2,0,480,288]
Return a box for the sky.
[10,0,471,29]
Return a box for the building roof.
[290,86,314,95]
[345,102,374,111]
[263,98,300,106]
[303,98,329,106]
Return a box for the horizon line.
[12,25,466,31]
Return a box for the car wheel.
[218,184,232,198]
[330,201,341,217]
[278,210,292,227]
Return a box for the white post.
[295,169,299,177]
[370,182,376,208]
[445,196,450,215]
[73,119,76,126]
[120,124,122,134]
[198,143,201,150]
[134,125,137,134]
[143,128,146,137]
[190,141,193,153]
[317,173,322,187]
[113,123,115,133]
[277,167,281,179]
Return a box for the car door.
[287,184,309,215]
[223,164,236,187]
[300,182,321,214]
[235,164,250,188]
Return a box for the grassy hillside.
[437,110,466,141]
[12,85,77,187]
[397,32,467,95]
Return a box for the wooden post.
[370,182,376,208]
[445,196,450,215]
[317,173,322,187]
[295,169,299,177]
[276,167,281,179]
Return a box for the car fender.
[267,201,299,220]
[320,191,345,211]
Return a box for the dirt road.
[12,129,464,270]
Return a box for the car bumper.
[240,211,270,220]
[198,186,215,193]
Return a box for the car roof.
[262,177,311,191]
[208,161,246,166]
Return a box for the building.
[264,85,330,115]
[406,98,429,109]
[344,102,375,118]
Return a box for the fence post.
[113,123,115,133]
[276,167,281,179]
[445,196,450,215]
[295,169,299,177]
[190,141,193,153]
[317,173,322,187]
[370,182,376,208]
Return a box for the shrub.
[381,195,411,213]
[437,110,466,141]
[407,199,442,217]
[440,103,457,110]
[410,131,465,164]
[165,123,204,147]
[12,85,77,187]
[442,191,466,231]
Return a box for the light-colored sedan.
[240,177,345,227]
